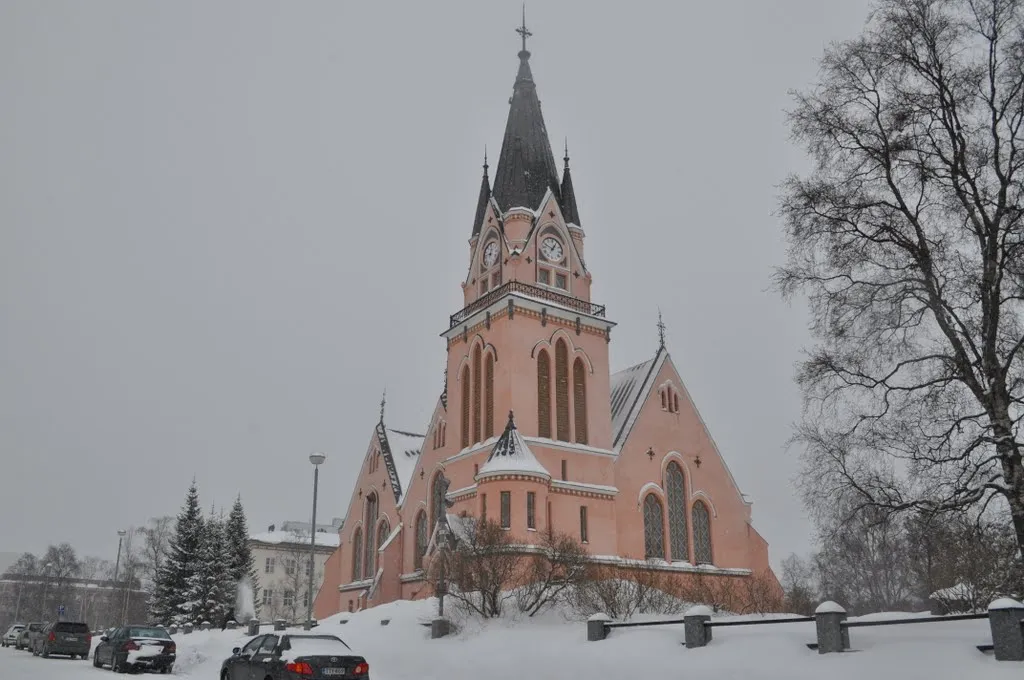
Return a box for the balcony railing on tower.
[449,280,606,330]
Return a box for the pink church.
[314,31,779,618]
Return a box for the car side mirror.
[100,636,109,642]
[232,647,241,655]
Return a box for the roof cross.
[516,4,532,53]
[657,308,667,349]
[379,388,387,423]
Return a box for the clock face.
[483,241,500,268]
[540,237,564,262]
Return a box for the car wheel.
[94,652,102,668]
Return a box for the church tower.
[443,20,616,456]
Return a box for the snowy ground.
[1,600,1021,679]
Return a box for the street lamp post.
[305,452,326,629]
[113,529,126,626]
[40,562,54,619]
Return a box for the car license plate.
[322,668,346,676]
[64,636,77,641]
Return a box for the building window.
[472,346,482,443]
[500,491,511,529]
[481,493,487,521]
[461,365,471,447]
[303,592,310,608]
[347,600,354,613]
[306,559,313,578]
[555,272,567,290]
[538,268,550,285]
[262,589,273,606]
[376,520,391,564]
[480,279,489,295]
[693,501,713,565]
[537,350,551,438]
[485,353,495,439]
[415,510,428,570]
[573,358,588,445]
[547,501,553,537]
[364,493,379,576]
[264,557,275,574]
[285,558,296,576]
[666,463,689,562]
[491,271,501,288]
[555,339,570,441]
[527,492,536,529]
[561,459,567,481]
[643,494,666,560]
[579,506,588,543]
[352,528,363,580]
[474,463,479,476]
[673,393,679,413]
[283,590,294,607]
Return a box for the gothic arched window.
[414,510,428,570]
[573,357,588,445]
[472,345,482,443]
[352,527,363,581]
[665,462,689,561]
[537,350,551,438]
[460,365,470,448]
[673,393,680,413]
[692,500,713,565]
[375,519,391,570]
[429,472,446,531]
[643,493,665,560]
[555,339,570,441]
[485,353,495,439]
[364,493,378,577]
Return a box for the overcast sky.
[0,1,875,569]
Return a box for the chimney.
[268,524,275,532]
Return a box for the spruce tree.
[183,515,234,625]
[225,495,259,615]
[150,481,204,625]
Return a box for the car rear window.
[127,627,170,639]
[281,636,352,658]
[54,622,89,633]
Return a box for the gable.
[610,349,666,449]
[378,425,424,503]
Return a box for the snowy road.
[0,646,100,679]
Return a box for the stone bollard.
[226,620,237,630]
[167,626,177,635]
[815,601,849,654]
[182,623,193,635]
[380,619,390,626]
[246,619,260,636]
[684,605,713,649]
[273,619,287,632]
[430,618,451,639]
[303,620,312,631]
[199,621,211,631]
[988,598,1024,661]
[587,613,611,641]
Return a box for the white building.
[249,522,342,623]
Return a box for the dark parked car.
[220,633,369,680]
[32,620,91,658]
[94,625,176,674]
[15,622,44,650]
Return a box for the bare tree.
[438,518,519,618]
[268,533,323,623]
[514,531,589,616]
[569,563,683,620]
[776,0,1024,552]
[139,516,174,585]
[780,554,818,615]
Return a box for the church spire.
[491,11,561,213]
[560,139,582,226]
[471,148,492,236]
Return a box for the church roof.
[491,48,561,214]
[376,424,424,503]
[478,411,550,479]
[610,347,666,448]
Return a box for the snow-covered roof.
[249,530,341,549]
[609,352,662,447]
[478,412,550,479]
[385,428,423,496]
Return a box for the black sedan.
[220,633,369,679]
[93,625,176,674]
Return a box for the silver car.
[1,624,24,647]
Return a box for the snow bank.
[161,598,1011,680]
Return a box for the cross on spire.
[516,4,532,53]
[379,388,387,423]
[657,308,667,349]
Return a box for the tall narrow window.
[561,459,567,481]
[500,491,511,529]
[472,346,482,443]
[376,520,391,567]
[415,511,427,570]
[573,358,588,445]
[666,463,689,561]
[485,353,495,439]
[352,528,363,581]
[537,350,551,438]
[693,501,713,565]
[643,494,665,559]
[579,506,589,543]
[430,473,446,531]
[546,501,553,537]
[481,493,487,521]
[661,391,667,409]
[527,492,536,529]
[555,339,570,441]
[673,393,680,413]
[364,493,378,576]
[461,366,470,448]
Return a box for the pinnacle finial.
[564,137,570,168]
[484,146,489,173]
[657,308,667,349]
[516,4,532,54]
[507,410,516,428]
[379,388,387,423]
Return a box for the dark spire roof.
[471,151,492,236]
[491,33,561,213]
[478,411,550,478]
[560,140,581,226]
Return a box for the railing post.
[684,605,713,648]
[273,619,286,632]
[182,623,193,635]
[587,613,610,641]
[815,601,848,654]
[988,598,1024,661]
[247,619,260,636]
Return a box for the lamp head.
[309,452,327,466]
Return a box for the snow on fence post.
[988,598,1024,661]
[273,619,287,631]
[815,601,848,654]
[587,613,610,642]
[167,626,177,635]
[182,623,193,635]
[246,619,260,636]
[226,620,237,630]
[684,605,713,649]
[199,621,211,631]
